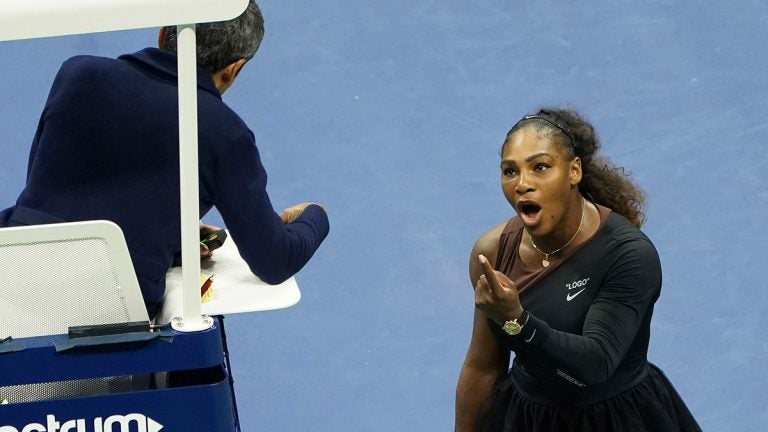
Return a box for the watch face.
[503,320,522,335]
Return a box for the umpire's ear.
[157,27,167,49]
[213,59,248,94]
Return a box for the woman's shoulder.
[601,212,654,245]
[594,212,660,270]
[470,217,521,271]
[472,220,504,256]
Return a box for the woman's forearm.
[455,364,500,432]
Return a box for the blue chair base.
[0,317,237,431]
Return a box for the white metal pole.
[172,23,212,332]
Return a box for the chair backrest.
[0,220,148,339]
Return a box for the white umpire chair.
[0,220,149,339]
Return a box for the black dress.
[478,208,701,432]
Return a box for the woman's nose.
[515,172,534,194]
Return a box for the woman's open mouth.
[517,201,542,226]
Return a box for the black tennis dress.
[478,207,702,432]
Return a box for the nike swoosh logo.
[524,329,536,343]
[566,288,587,301]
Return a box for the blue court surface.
[1,1,766,430]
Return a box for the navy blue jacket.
[0,48,329,317]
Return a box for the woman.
[455,108,701,431]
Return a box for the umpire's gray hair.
[162,0,264,74]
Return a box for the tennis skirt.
[477,363,702,432]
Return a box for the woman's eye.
[534,163,549,172]
[503,167,517,176]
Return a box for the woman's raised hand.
[474,254,524,324]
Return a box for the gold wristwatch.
[502,311,529,336]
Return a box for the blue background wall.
[1,1,766,430]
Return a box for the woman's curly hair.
[505,108,646,227]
